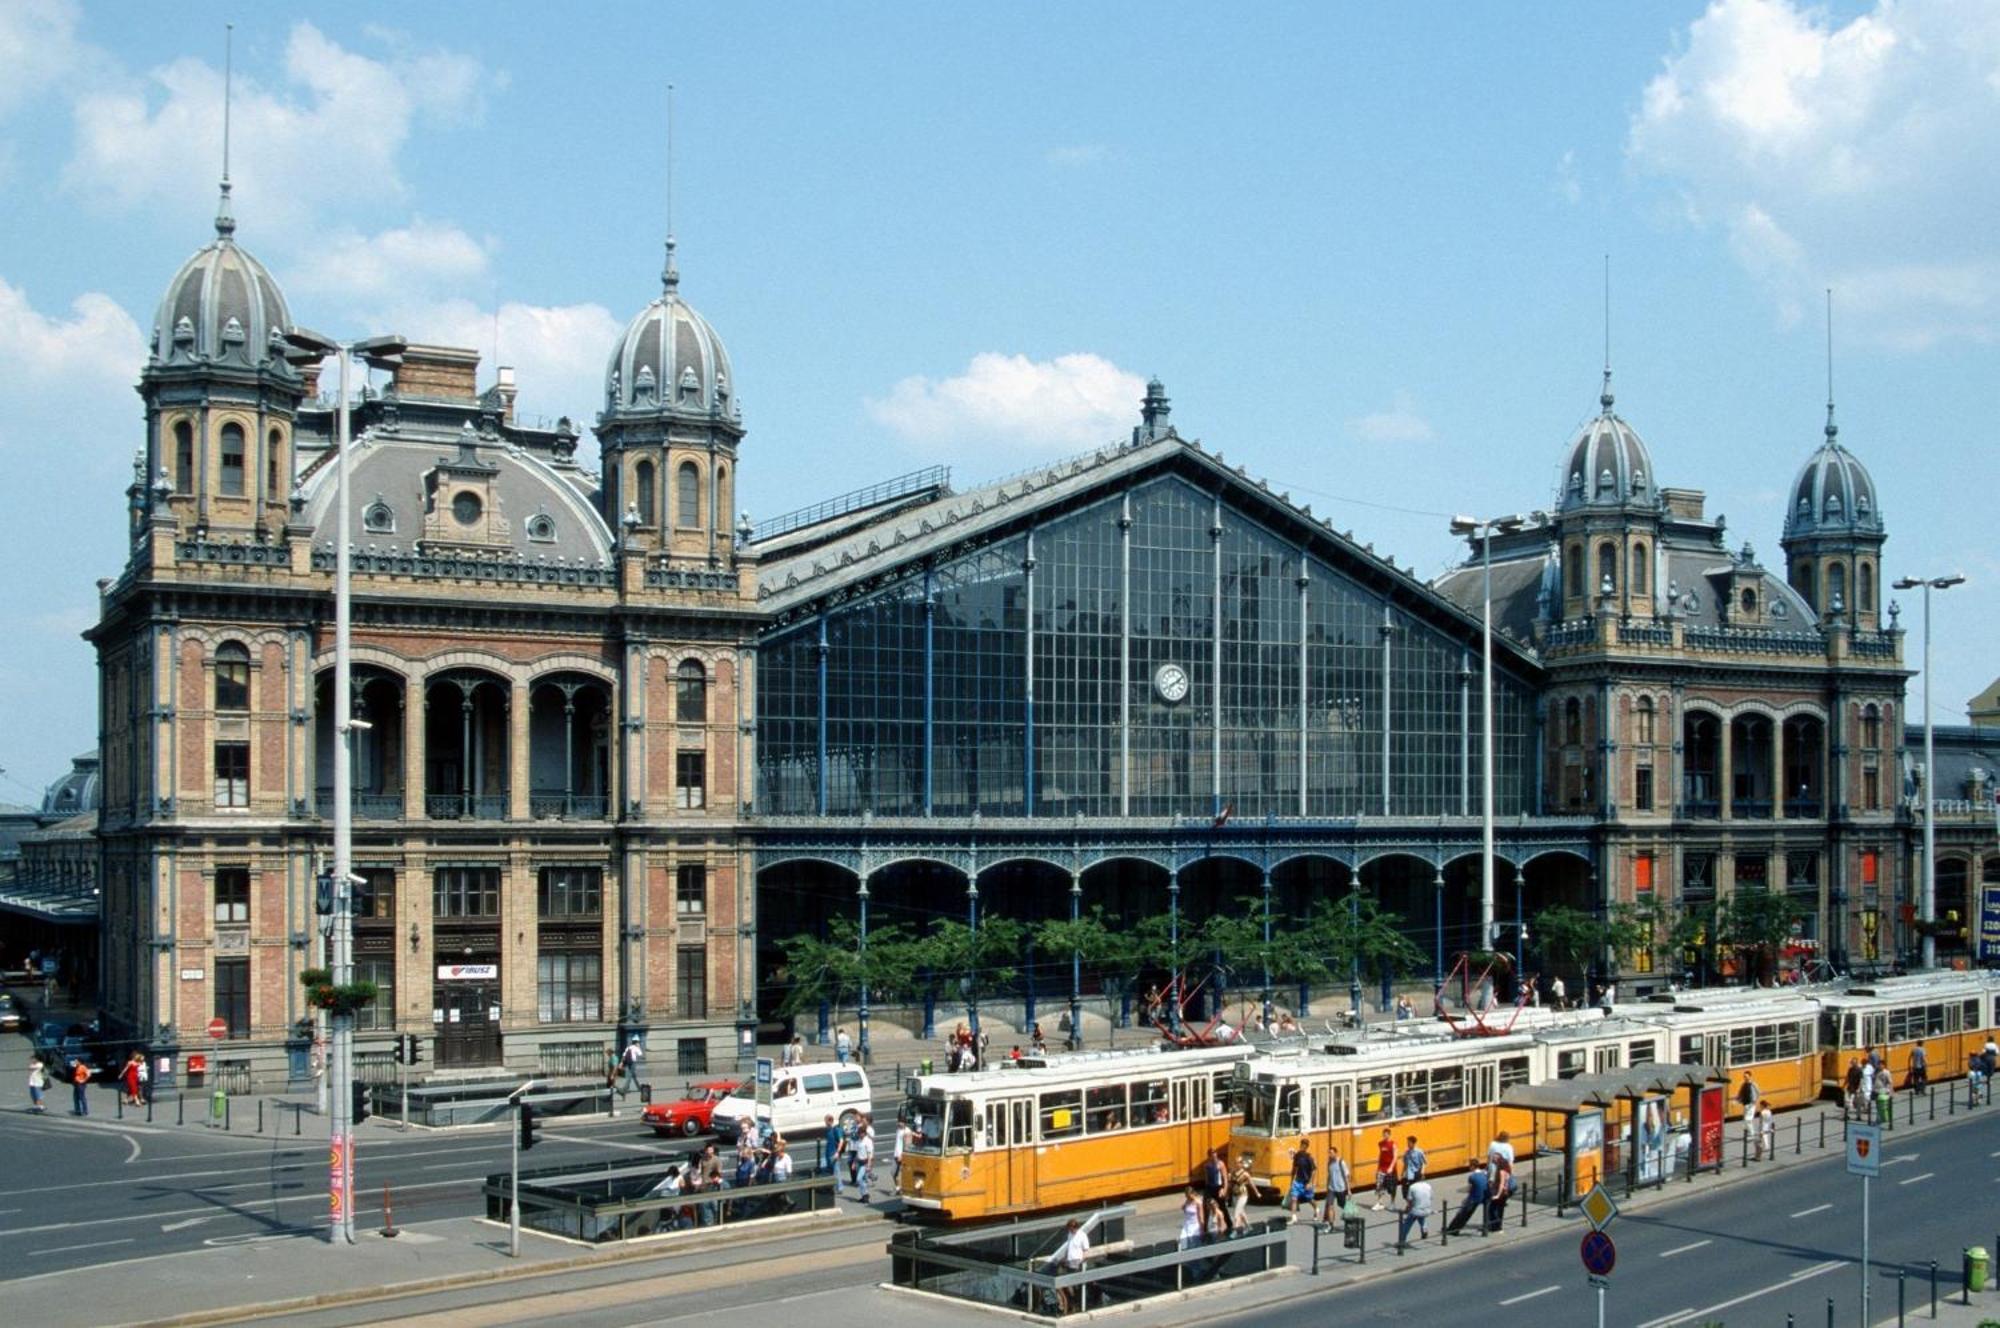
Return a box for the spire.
[1823,287,1839,445]
[214,23,236,239]
[1599,253,1614,412]
[660,82,679,295]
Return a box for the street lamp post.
[1450,513,1528,956]
[283,329,405,1247]
[964,879,980,1039]
[856,877,870,1066]
[1890,574,1963,971]
[1067,872,1083,1051]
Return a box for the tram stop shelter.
[1497,1063,1731,1205]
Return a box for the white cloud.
[866,352,1146,456]
[1554,149,1582,205]
[63,22,495,233]
[1046,144,1109,168]
[0,0,104,119]
[0,276,144,407]
[290,220,494,304]
[1348,392,1435,445]
[1629,0,2000,345]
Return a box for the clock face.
[1153,662,1190,704]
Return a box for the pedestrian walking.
[1372,1128,1396,1209]
[1447,1164,1490,1235]
[1320,1145,1351,1224]
[1228,1151,1259,1234]
[1757,1103,1775,1161]
[1484,1161,1513,1232]
[782,1035,804,1068]
[854,1115,876,1200]
[70,1058,90,1116]
[822,1113,845,1175]
[121,1051,143,1106]
[1284,1138,1316,1222]
[1177,1186,1205,1250]
[1550,974,1567,1009]
[1049,1218,1091,1315]
[26,1056,46,1113]
[1857,1055,1875,1112]
[1397,1178,1433,1247]
[1200,1145,1229,1237]
[1908,1041,1928,1091]
[618,1035,644,1097]
[137,1053,151,1105]
[1399,1134,1427,1200]
[1844,1057,1864,1118]
[835,1027,852,1066]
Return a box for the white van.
[709,1064,873,1140]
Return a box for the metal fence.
[484,1156,837,1243]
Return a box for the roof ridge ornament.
[214,24,236,240]
[1823,287,1839,446]
[661,82,679,295]
[1599,253,1614,413]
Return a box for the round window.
[452,492,483,526]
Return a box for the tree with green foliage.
[1718,888,1804,984]
[771,918,918,1020]
[913,916,1024,1029]
[1530,903,1604,991]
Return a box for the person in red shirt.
[1372,1127,1396,1209]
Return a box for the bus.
[897,1044,1245,1220]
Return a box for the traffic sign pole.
[1849,1122,1881,1327]
[1860,1172,1870,1328]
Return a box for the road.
[1209,1106,2000,1328]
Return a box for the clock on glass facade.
[1153,662,1190,704]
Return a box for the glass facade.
[758,475,1534,819]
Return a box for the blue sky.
[1,0,1994,797]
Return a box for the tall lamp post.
[856,876,871,1066]
[283,328,406,1246]
[1450,513,1528,956]
[1890,574,1963,971]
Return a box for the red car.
[642,1078,748,1138]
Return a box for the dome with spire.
[601,238,738,426]
[1555,372,1657,513]
[1784,412,1881,538]
[149,183,293,375]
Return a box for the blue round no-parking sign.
[1580,1229,1616,1277]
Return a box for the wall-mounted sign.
[432,1008,444,1024]
[436,964,497,981]
[180,968,204,981]
[1978,886,2000,964]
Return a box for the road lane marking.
[29,1237,135,1256]
[0,1175,476,1237]
[1899,1171,1934,1185]
[1640,1260,1847,1327]
[1790,1203,1833,1218]
[1499,1286,1560,1306]
[1883,1154,1917,1166]
[1659,1239,1711,1257]
[160,1217,209,1232]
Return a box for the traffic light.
[314,872,334,916]
[518,1102,540,1152]
[352,1080,370,1124]
[397,1034,419,1065]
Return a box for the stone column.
[508,679,530,821]
[405,680,426,820]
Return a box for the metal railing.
[485,1157,838,1243]
[1783,798,1823,819]
[539,1041,612,1078]
[529,793,609,821]
[314,787,405,821]
[753,465,951,542]
[425,793,511,821]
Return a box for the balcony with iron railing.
[1783,797,1823,819]
[426,793,510,821]
[529,793,610,821]
[315,787,406,821]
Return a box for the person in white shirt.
[1050,1218,1092,1314]
[853,1115,876,1201]
[782,1036,803,1068]
[892,1119,909,1185]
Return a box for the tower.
[1780,406,1886,632]
[1550,370,1663,623]
[139,179,303,543]
[594,236,745,568]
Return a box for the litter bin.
[1343,1215,1367,1251]
[1966,1246,1988,1293]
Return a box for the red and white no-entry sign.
[207,1017,228,1040]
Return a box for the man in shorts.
[1372,1128,1396,1209]
[1284,1138,1316,1221]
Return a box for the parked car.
[641,1078,749,1138]
[0,991,25,1032]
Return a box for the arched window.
[174,420,195,494]
[715,461,728,529]
[1636,696,1655,745]
[266,428,283,498]
[1792,561,1817,611]
[633,460,655,526]
[1597,541,1617,594]
[1631,542,1649,597]
[1567,545,1584,598]
[1860,703,1882,751]
[677,461,701,527]
[1564,697,1583,746]
[219,422,246,496]
[215,642,250,712]
[1859,563,1874,613]
[1827,563,1847,612]
[676,659,706,723]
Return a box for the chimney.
[389,344,481,402]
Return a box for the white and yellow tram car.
[897,1044,1244,1220]
[1815,971,2000,1094]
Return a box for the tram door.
[987,1097,1036,1208]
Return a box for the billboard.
[1979,885,2000,964]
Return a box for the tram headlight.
[912,1173,926,1193]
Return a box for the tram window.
[1841,1014,1857,1048]
[1557,1050,1585,1080]
[1465,1063,1496,1107]
[1924,1004,1945,1035]
[1678,1035,1704,1065]
[1358,1074,1392,1122]
[945,1100,974,1151]
[1499,1056,1531,1089]
[1131,1079,1169,1124]
[1753,1025,1778,1061]
[1593,1047,1621,1074]
[1628,1040,1657,1067]
[1040,1089,1083,1141]
[1887,1008,1911,1042]
[1728,1029,1754,1064]
[1086,1084,1129,1134]
[909,1106,944,1153]
[1310,1084,1332,1129]
[1865,1015,1886,1046]
[1963,1000,1979,1031]
[1190,1077,1211,1119]
[1777,1023,1802,1058]
[1394,1069,1428,1116]
[1211,1070,1235,1115]
[1819,1014,1839,1049]
[1431,1066,1464,1112]
[985,1103,1006,1148]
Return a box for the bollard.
[1899,1266,1907,1326]
[381,1185,398,1238]
[1309,1219,1319,1275]
[1928,1083,1935,1121]
[258,1099,264,1134]
[1931,1258,1938,1317]
[1820,1112,1827,1149]
[146,1094,153,1123]
[1826,1295,1834,1328]
[1795,1115,1801,1155]
[226,1092,232,1131]
[177,1092,184,1125]
[116,1093,123,1120]
[295,1103,302,1137]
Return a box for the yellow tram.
[1632,990,1824,1117]
[1815,971,2000,1094]
[896,1044,1245,1220]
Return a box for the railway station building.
[84,178,1941,1087]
